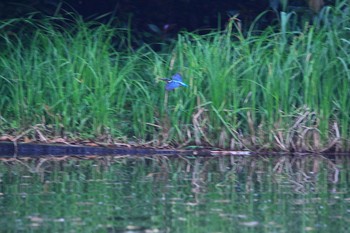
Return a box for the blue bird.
[160,73,188,91]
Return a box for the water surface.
[0,154,349,232]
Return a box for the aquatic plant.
[0,1,349,152]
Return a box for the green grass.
[0,2,350,152]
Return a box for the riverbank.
[1,3,349,152]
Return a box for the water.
[0,155,349,233]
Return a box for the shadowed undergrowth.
[0,2,349,152]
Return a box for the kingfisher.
[160,73,188,91]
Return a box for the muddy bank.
[0,142,187,157]
[1,141,349,158]
[0,142,253,157]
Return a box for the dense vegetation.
[0,1,349,152]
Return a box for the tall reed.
[0,2,349,151]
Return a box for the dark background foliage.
[0,1,334,32]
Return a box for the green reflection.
[0,155,349,233]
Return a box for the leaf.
[147,24,161,34]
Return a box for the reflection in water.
[0,154,349,232]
